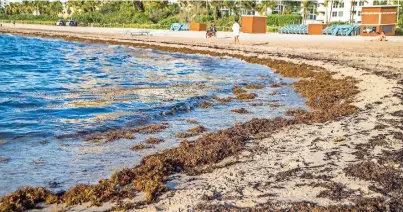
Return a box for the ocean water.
[0,34,306,196]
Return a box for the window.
[340,2,345,8]
[332,11,337,17]
[358,11,362,16]
[353,1,358,6]
[382,25,393,33]
[333,3,338,8]
[338,11,343,17]
[359,1,365,6]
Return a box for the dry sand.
[1,25,402,211]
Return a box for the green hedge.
[266,14,302,26]
[0,14,58,21]
[396,27,403,36]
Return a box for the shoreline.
[0,27,402,211]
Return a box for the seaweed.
[232,86,246,94]
[0,157,9,163]
[268,104,284,108]
[186,119,199,124]
[145,137,164,144]
[231,108,250,114]
[0,187,57,212]
[198,101,214,109]
[134,123,168,134]
[245,84,265,89]
[130,144,153,151]
[176,126,207,138]
[235,93,257,100]
[212,96,232,103]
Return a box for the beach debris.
[130,144,153,151]
[0,157,9,163]
[176,125,207,138]
[198,101,214,108]
[186,119,199,124]
[245,84,265,89]
[231,108,250,114]
[232,86,246,94]
[145,137,164,144]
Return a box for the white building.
[0,0,10,9]
[269,0,393,24]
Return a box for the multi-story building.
[269,0,389,24]
[0,0,10,9]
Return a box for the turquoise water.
[0,34,306,196]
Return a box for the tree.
[258,0,276,15]
[302,0,316,23]
[324,0,329,23]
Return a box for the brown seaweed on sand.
[186,119,199,124]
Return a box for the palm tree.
[209,1,222,22]
[302,0,316,24]
[324,0,329,23]
[258,0,276,15]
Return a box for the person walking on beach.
[13,20,15,27]
[232,20,240,44]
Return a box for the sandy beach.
[0,25,402,211]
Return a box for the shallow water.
[0,34,306,196]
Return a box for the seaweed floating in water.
[270,83,283,88]
[212,96,232,103]
[130,144,153,151]
[268,104,284,108]
[198,101,214,109]
[232,86,246,94]
[249,103,264,106]
[231,108,250,114]
[245,84,265,89]
[186,119,199,124]
[134,123,169,134]
[235,93,257,100]
[176,126,207,138]
[145,137,164,144]
[0,157,9,163]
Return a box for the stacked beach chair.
[170,23,190,31]
[279,25,309,35]
[322,25,360,36]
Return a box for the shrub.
[266,14,302,26]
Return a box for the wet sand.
[1,25,402,211]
